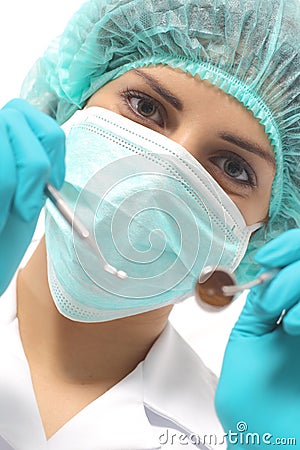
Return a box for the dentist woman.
[0,0,299,449]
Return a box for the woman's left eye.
[120,89,166,127]
[210,153,256,188]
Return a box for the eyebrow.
[218,132,276,168]
[133,69,275,168]
[134,69,183,111]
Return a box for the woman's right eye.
[120,89,166,128]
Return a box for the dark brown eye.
[211,155,254,184]
[209,151,256,189]
[121,89,166,127]
[136,98,157,117]
[223,159,245,179]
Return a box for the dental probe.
[44,183,128,280]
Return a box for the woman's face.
[86,65,276,225]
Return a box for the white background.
[0,0,84,107]
[0,0,246,375]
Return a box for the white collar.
[0,277,225,449]
[143,322,225,445]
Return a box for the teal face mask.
[45,107,261,322]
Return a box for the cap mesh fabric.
[21,0,300,282]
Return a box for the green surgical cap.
[21,0,300,282]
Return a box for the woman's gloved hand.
[215,229,300,449]
[0,99,65,295]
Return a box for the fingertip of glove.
[19,206,44,223]
[254,246,279,266]
[254,229,300,266]
[14,194,45,223]
[48,165,66,191]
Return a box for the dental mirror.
[195,266,235,308]
[195,266,278,309]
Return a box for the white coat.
[0,275,226,450]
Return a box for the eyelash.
[119,88,256,189]
[120,88,166,128]
[209,151,256,189]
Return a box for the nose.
[168,125,207,161]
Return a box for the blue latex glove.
[215,229,300,449]
[0,99,65,294]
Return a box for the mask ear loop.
[247,221,264,234]
[263,216,270,242]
